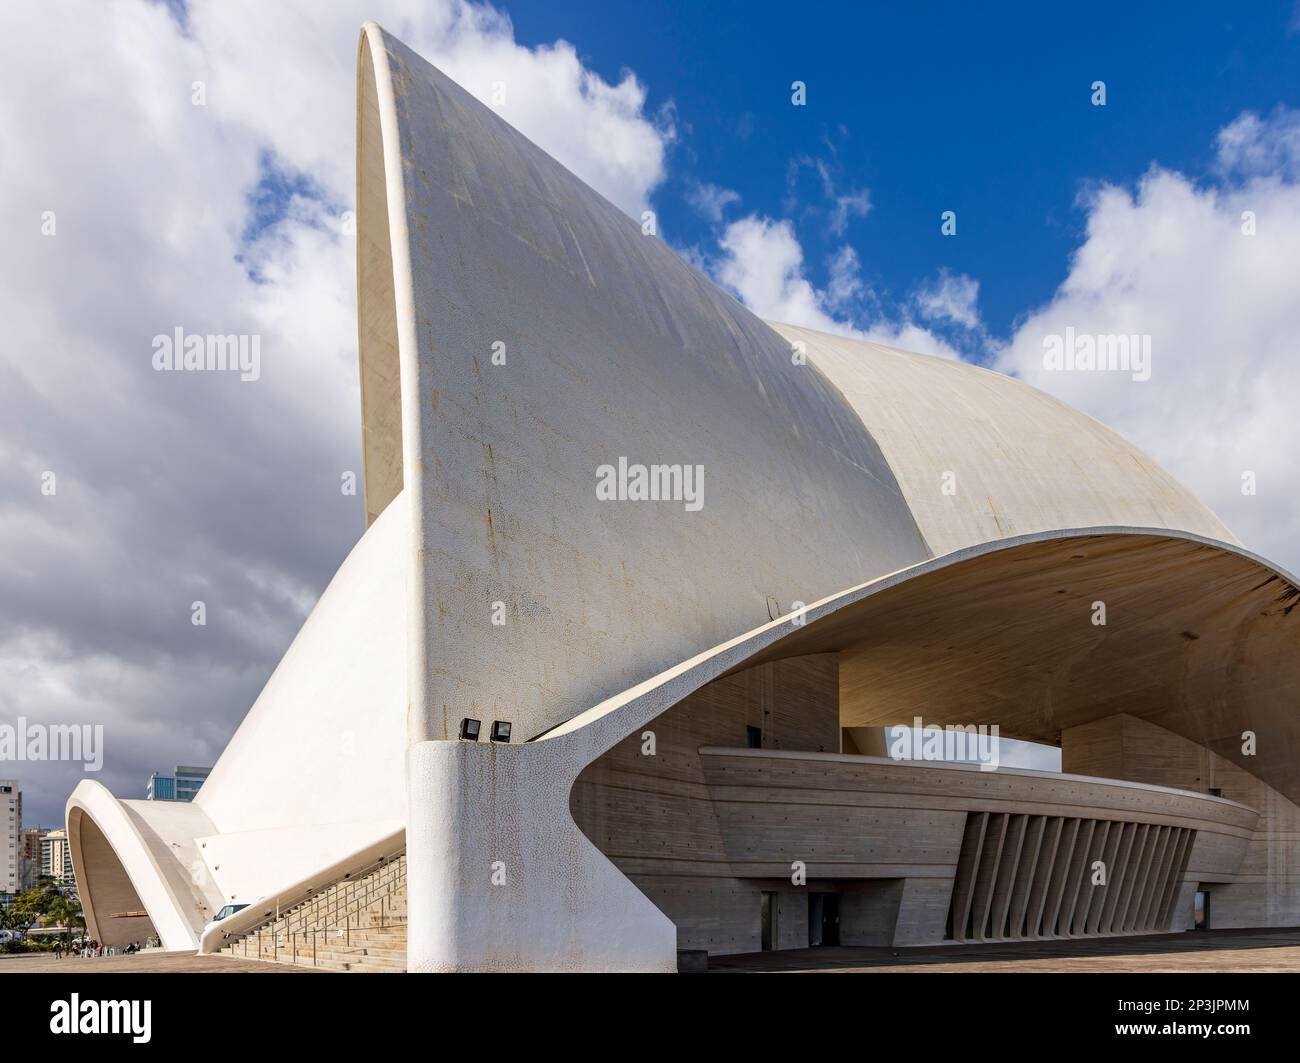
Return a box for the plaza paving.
[0,949,319,973]
[709,926,1300,973]
[3,927,1300,973]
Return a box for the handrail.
[277,856,405,939]
[198,828,405,955]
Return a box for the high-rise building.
[0,780,19,895]
[41,827,74,881]
[175,766,210,802]
[146,765,211,802]
[19,827,44,889]
[145,773,175,801]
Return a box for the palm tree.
[45,893,85,947]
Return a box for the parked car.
[201,898,258,939]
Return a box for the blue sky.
[512,0,1300,350]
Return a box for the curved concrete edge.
[356,22,432,744]
[198,827,405,955]
[541,525,1298,761]
[695,745,1261,820]
[356,20,420,529]
[194,818,405,910]
[66,780,216,951]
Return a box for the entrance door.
[1193,890,1210,930]
[760,891,777,951]
[808,892,840,947]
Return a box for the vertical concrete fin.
[950,812,989,942]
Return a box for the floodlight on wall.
[490,721,512,743]
[459,718,481,742]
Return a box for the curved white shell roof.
[769,322,1237,557]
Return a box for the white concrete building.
[64,23,1300,971]
[1,781,19,895]
[42,826,74,882]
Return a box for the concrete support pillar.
[892,877,956,946]
[406,739,677,972]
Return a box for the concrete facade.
[64,23,1299,970]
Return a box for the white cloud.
[996,107,1300,573]
[829,187,872,237]
[685,181,741,223]
[189,0,670,218]
[0,0,672,822]
[1214,108,1300,181]
[784,155,872,236]
[826,246,865,309]
[914,269,982,330]
[716,216,836,330]
[715,215,961,359]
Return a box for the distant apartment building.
[145,773,174,800]
[19,826,44,888]
[42,827,74,881]
[1,780,19,895]
[146,765,211,802]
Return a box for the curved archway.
[66,808,155,948]
[66,781,218,950]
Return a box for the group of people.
[53,939,144,958]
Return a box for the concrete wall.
[569,653,840,955]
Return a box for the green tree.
[11,884,56,935]
[3,884,83,947]
[0,903,22,933]
[44,893,85,946]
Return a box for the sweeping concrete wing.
[68,493,410,949]
[355,25,940,748]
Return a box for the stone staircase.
[219,851,407,972]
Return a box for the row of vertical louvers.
[947,812,1194,942]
